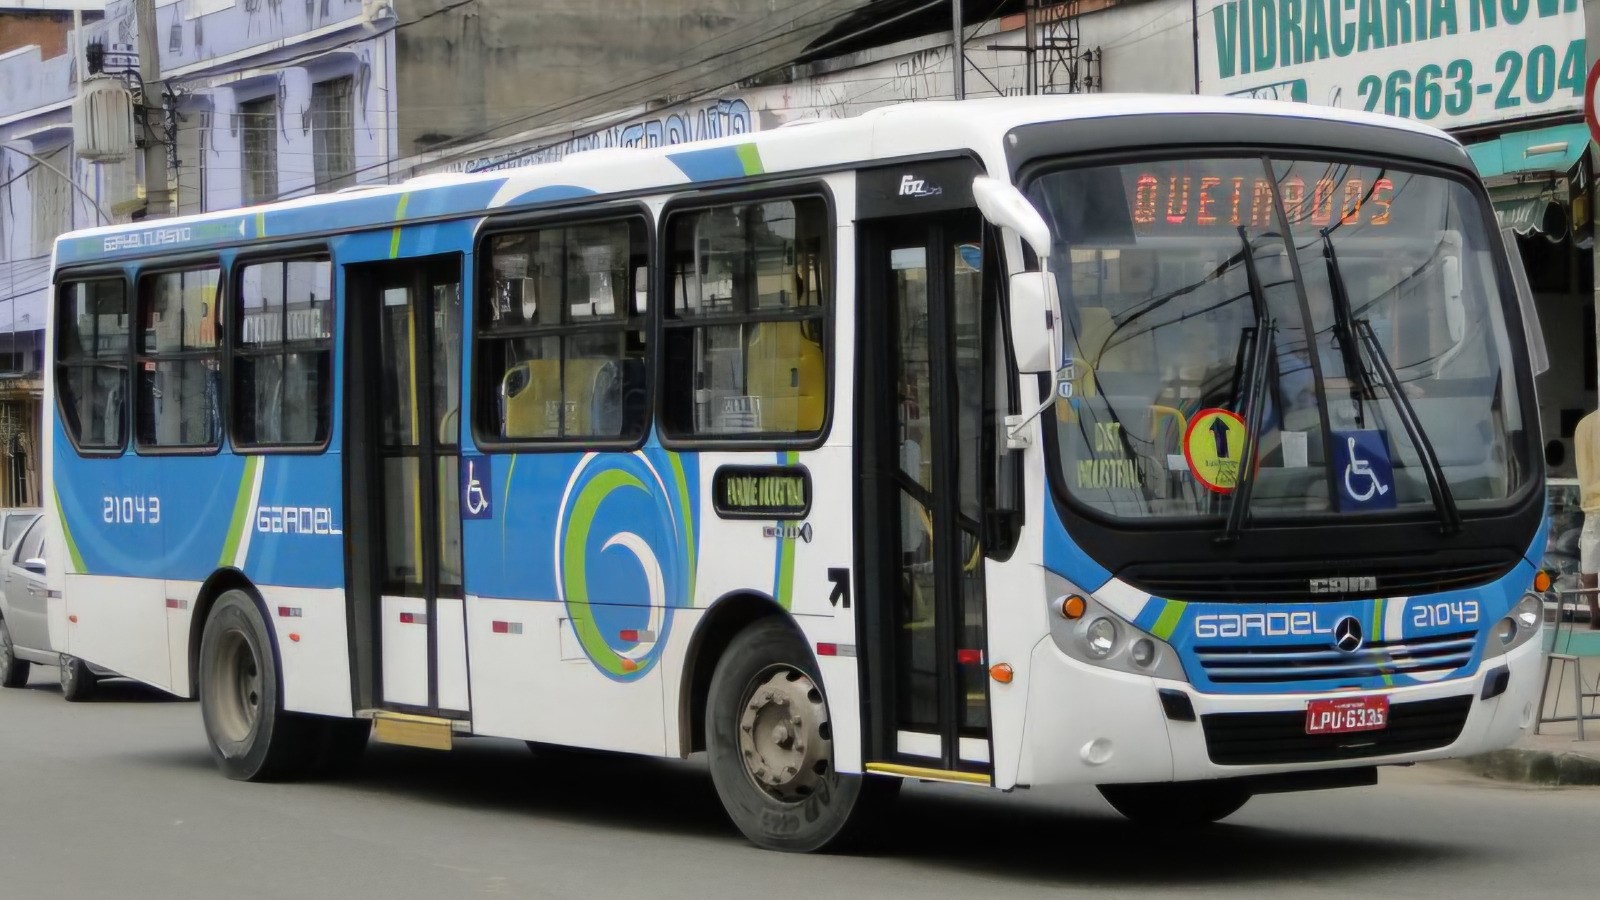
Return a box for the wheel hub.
[209,631,262,744]
[738,668,831,803]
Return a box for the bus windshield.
[1028,156,1531,523]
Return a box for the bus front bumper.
[1013,629,1543,788]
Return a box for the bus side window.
[661,196,829,440]
[56,278,131,452]
[137,266,223,451]
[233,258,334,449]
[477,218,649,444]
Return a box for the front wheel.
[198,589,315,781]
[0,618,30,688]
[1097,781,1251,826]
[706,618,897,852]
[59,655,97,702]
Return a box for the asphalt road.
[1,665,1595,900]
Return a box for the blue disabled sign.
[461,456,493,520]
[1332,430,1395,512]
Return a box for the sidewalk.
[1445,634,1600,786]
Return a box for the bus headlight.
[1085,618,1118,658]
[1495,617,1516,645]
[1045,574,1188,682]
[1492,593,1543,655]
[1129,638,1156,668]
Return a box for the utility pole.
[134,0,169,218]
[1587,0,1599,393]
[951,0,965,99]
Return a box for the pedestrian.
[1575,409,1600,628]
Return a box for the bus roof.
[53,94,1458,268]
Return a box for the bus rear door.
[344,256,469,720]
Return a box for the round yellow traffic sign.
[1183,408,1248,494]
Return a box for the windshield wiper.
[1323,237,1463,535]
[1322,231,1373,428]
[1220,227,1275,544]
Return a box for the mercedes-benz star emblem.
[1332,616,1365,653]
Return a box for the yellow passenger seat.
[744,322,824,432]
[501,357,613,437]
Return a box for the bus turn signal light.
[1060,595,1087,620]
[989,663,1014,684]
[1534,571,1552,593]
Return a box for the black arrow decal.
[1210,417,1232,459]
[827,567,850,609]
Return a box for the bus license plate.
[1305,695,1389,735]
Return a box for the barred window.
[240,95,278,205]
[56,279,130,452]
[476,218,648,443]
[663,197,829,439]
[136,267,222,450]
[234,258,334,448]
[310,77,354,192]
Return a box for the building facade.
[405,0,1195,177]
[0,1,110,508]
[0,0,401,505]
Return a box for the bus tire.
[1097,781,1251,826]
[198,589,314,782]
[0,618,30,688]
[706,617,896,852]
[59,655,96,702]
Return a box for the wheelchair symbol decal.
[1333,430,1395,511]
[1343,436,1389,502]
[462,456,493,520]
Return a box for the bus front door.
[860,211,993,780]
[346,256,469,719]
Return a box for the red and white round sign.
[1587,59,1600,149]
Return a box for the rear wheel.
[706,618,897,852]
[0,618,29,688]
[1097,782,1251,826]
[198,589,315,781]
[59,655,96,702]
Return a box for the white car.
[0,516,112,700]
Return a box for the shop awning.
[1492,184,1567,237]
[1467,123,1590,179]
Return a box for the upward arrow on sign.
[1210,417,1232,459]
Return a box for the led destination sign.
[1130,171,1394,231]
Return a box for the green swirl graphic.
[561,468,647,677]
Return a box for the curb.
[1442,748,1600,786]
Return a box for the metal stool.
[1537,586,1600,740]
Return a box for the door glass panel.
[437,456,463,595]
[432,281,462,446]
[950,237,989,733]
[896,491,938,729]
[952,241,984,526]
[380,287,418,447]
[891,243,938,731]
[382,456,422,591]
[894,247,932,491]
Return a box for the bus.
[41,95,1549,851]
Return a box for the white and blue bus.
[39,96,1548,850]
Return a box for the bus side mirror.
[971,176,1050,258]
[1009,272,1056,374]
